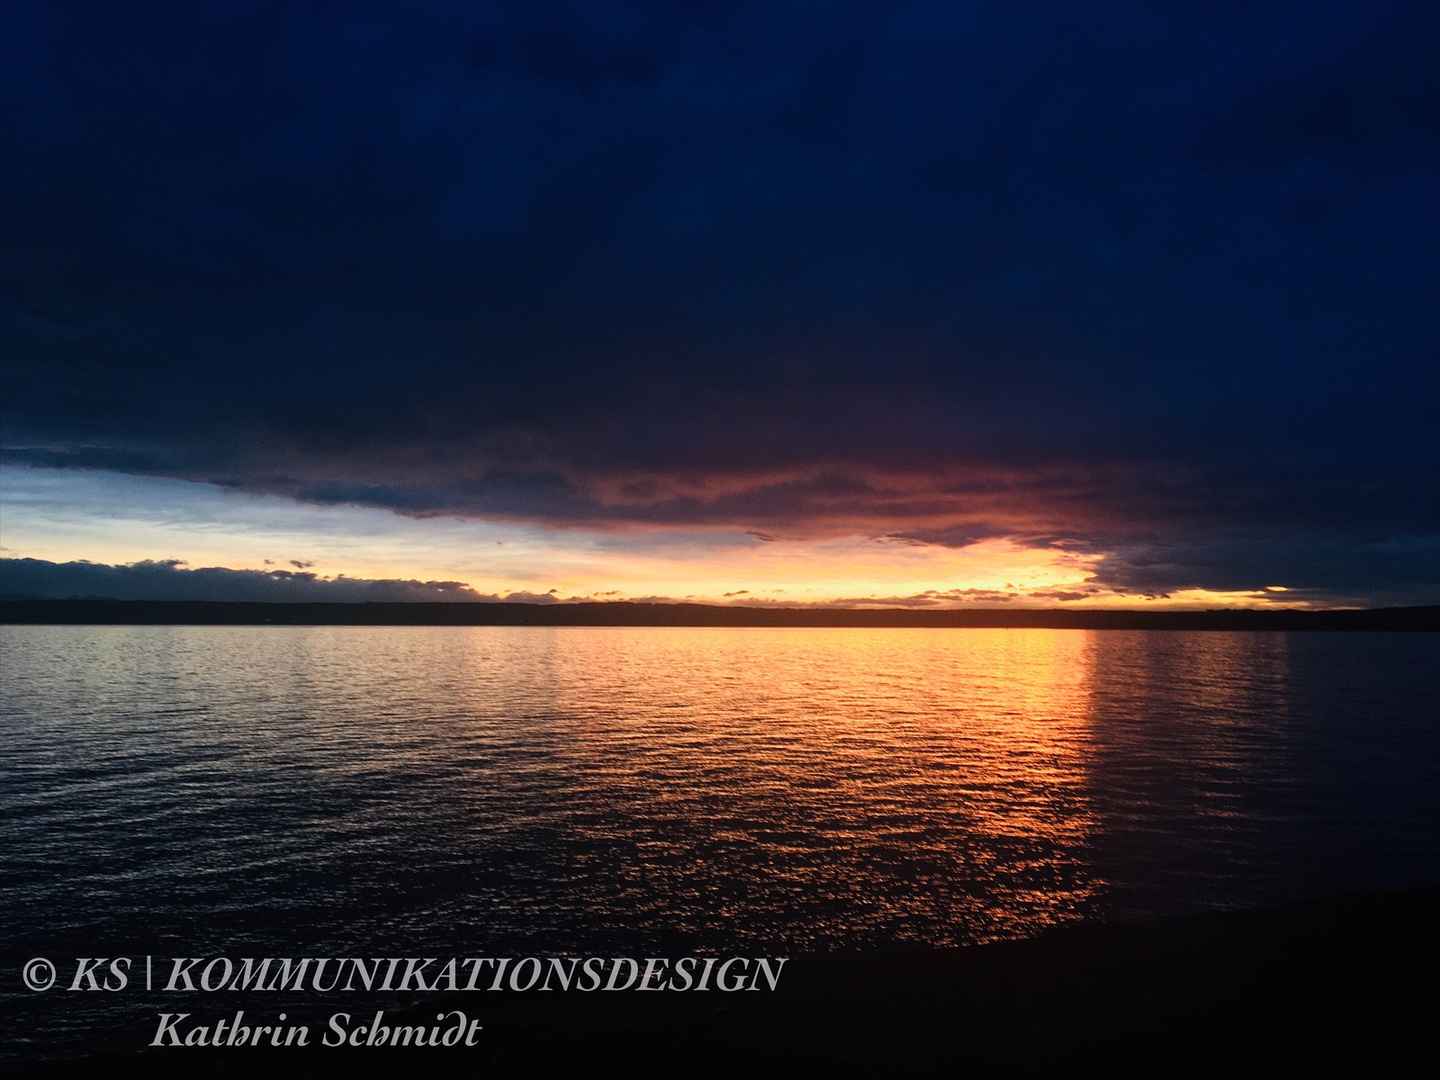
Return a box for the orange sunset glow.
[0,467,1317,608]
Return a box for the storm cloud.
[3,1,1438,601]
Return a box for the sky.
[2,0,1437,608]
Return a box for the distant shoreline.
[2,598,1437,631]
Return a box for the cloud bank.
[0,558,563,604]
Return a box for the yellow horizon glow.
[1,466,1316,609]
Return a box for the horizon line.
[3,598,1436,631]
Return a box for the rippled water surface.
[4,626,1439,963]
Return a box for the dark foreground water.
[2,626,1438,1058]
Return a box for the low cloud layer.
[0,558,562,604]
[1087,535,1440,607]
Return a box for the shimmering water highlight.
[3,626,1438,963]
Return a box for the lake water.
[2,626,1438,1054]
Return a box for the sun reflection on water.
[3,626,1436,959]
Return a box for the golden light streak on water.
[2,625,1436,966]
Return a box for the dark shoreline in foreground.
[3,598,1438,630]
[10,885,1439,1078]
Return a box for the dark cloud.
[0,557,551,603]
[2,1,1438,599]
[1087,535,1440,606]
